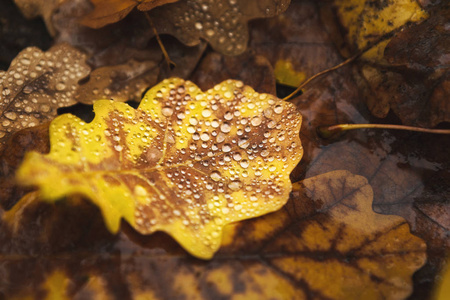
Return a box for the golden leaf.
[16,78,303,259]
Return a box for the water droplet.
[195,22,203,30]
[200,132,210,141]
[251,116,262,126]
[216,132,226,143]
[233,152,242,161]
[239,159,249,168]
[4,112,17,120]
[189,117,198,125]
[210,171,222,182]
[114,145,123,151]
[222,144,231,152]
[228,180,242,190]
[220,122,231,133]
[23,85,33,94]
[274,105,283,114]
[187,125,196,134]
[238,138,249,149]
[202,109,212,118]
[56,82,66,91]
[2,88,11,96]
[162,106,174,117]
[40,104,50,113]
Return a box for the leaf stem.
[317,123,450,138]
[143,11,176,69]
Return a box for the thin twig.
[317,123,450,139]
[143,11,176,69]
[283,36,394,101]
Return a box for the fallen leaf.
[13,0,66,35]
[332,0,428,63]
[382,5,450,127]
[147,0,291,55]
[16,78,303,259]
[74,59,159,104]
[0,43,90,150]
[274,59,307,88]
[0,171,427,299]
[190,51,277,95]
[331,0,449,126]
[81,0,179,29]
[249,1,343,84]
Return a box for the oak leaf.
[81,0,180,29]
[0,171,426,299]
[0,44,90,150]
[16,77,303,259]
[147,0,291,56]
[332,0,449,126]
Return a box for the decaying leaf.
[16,78,303,259]
[13,0,67,35]
[190,51,276,95]
[81,0,180,29]
[331,0,449,126]
[332,0,428,62]
[74,59,159,104]
[249,0,342,86]
[147,0,291,55]
[0,43,90,150]
[0,171,426,299]
[0,123,49,209]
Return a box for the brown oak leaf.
[81,0,180,29]
[0,43,90,150]
[0,171,426,299]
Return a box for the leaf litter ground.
[0,0,449,299]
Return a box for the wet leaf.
[0,44,90,150]
[74,59,159,104]
[0,171,426,299]
[81,0,180,29]
[16,78,303,259]
[147,0,291,55]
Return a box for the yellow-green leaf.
[17,78,303,259]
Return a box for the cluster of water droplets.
[74,60,157,104]
[153,0,289,56]
[0,44,90,146]
[129,79,302,254]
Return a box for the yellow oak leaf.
[16,78,303,259]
